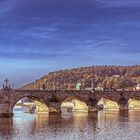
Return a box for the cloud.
[0,0,14,15]
[0,0,140,86]
[96,0,140,8]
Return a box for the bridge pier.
[49,108,62,115]
[87,98,98,113]
[119,104,128,111]
[88,105,98,113]
[118,98,128,111]
[0,103,14,117]
[48,102,62,115]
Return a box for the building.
[135,84,140,91]
[95,87,104,91]
[76,82,82,90]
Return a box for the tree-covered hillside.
[21,65,140,90]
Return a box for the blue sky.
[0,0,140,87]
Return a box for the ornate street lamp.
[53,72,56,91]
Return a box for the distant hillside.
[21,65,140,90]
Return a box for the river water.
[0,110,140,140]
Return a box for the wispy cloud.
[96,0,140,8]
[0,0,14,15]
[0,0,140,86]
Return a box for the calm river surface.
[0,110,140,140]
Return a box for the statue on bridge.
[2,78,11,91]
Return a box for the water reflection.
[0,111,140,140]
[0,117,15,140]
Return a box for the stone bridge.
[0,88,140,117]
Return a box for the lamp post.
[42,84,45,90]
[53,73,56,91]
[91,82,94,92]
[122,76,125,92]
[92,70,95,91]
[82,79,85,90]
[91,76,96,92]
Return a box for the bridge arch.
[60,96,88,113]
[97,97,119,110]
[13,96,49,114]
[128,97,140,110]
